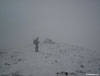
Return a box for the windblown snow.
[0,40,100,76]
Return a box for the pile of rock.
[56,71,77,76]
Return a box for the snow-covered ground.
[0,40,100,76]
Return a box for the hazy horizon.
[0,0,100,51]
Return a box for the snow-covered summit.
[0,40,100,76]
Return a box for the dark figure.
[33,37,40,52]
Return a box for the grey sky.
[0,0,100,51]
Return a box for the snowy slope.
[0,41,100,76]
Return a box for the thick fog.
[0,0,100,51]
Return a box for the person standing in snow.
[33,37,40,52]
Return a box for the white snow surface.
[0,42,100,76]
